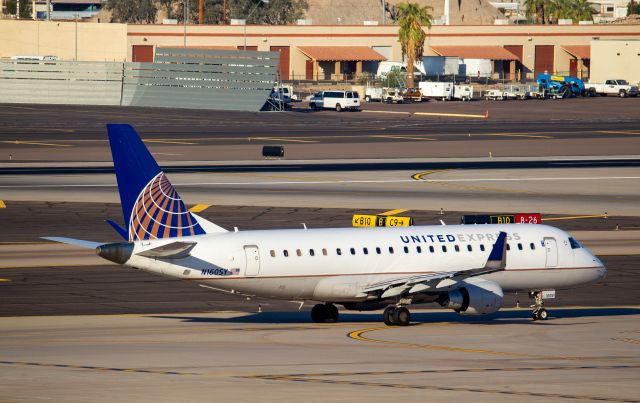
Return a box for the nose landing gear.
[531,291,549,320]
[383,306,411,326]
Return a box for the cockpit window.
[568,237,582,249]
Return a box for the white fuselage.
[124,224,605,303]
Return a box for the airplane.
[46,124,607,326]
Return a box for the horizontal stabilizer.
[42,237,102,249]
[136,241,197,259]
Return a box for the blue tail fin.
[106,124,206,241]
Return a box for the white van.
[309,90,360,111]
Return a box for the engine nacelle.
[444,278,503,315]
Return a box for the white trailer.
[418,81,454,101]
[453,85,473,101]
[458,58,492,79]
[422,56,459,76]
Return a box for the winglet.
[485,231,507,270]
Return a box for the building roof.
[561,45,590,59]
[430,46,520,61]
[298,46,386,61]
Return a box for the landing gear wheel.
[325,303,339,323]
[537,308,548,320]
[311,304,326,323]
[392,307,411,326]
[530,291,549,321]
[311,303,338,323]
[383,306,395,326]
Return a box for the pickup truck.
[584,79,639,97]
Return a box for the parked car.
[584,79,639,97]
[309,90,361,111]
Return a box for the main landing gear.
[383,306,411,326]
[531,291,549,321]
[311,303,339,323]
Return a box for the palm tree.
[396,2,432,88]
[571,0,598,22]
[548,0,572,22]
[524,0,549,23]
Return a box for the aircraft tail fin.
[106,124,210,241]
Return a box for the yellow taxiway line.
[1,140,71,147]
[542,214,608,221]
[414,111,487,119]
[143,139,198,145]
[189,204,211,213]
[379,208,408,216]
[370,135,436,141]
[251,137,318,143]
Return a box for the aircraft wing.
[360,232,507,299]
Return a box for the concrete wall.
[0,20,127,61]
[590,39,640,84]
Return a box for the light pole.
[243,0,268,51]
[183,0,189,46]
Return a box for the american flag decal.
[129,172,205,241]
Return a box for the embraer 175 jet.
[47,124,606,326]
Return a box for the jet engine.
[442,278,503,315]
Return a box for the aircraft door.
[544,237,558,267]
[244,245,261,276]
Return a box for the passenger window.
[442,245,447,253]
[270,250,275,257]
[467,245,472,252]
[297,249,302,257]
[376,247,381,254]
[429,246,435,253]
[517,243,523,250]
[347,92,353,98]
[506,244,511,251]
[403,246,409,253]
[322,248,328,256]
[416,246,422,253]
[336,248,342,256]
[283,250,289,257]
[350,248,356,255]
[480,244,485,252]
[389,247,394,254]
[363,247,368,255]
[530,243,535,250]
[454,245,460,252]
[309,249,315,256]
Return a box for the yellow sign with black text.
[352,214,413,227]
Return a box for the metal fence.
[0,49,280,112]
[122,48,279,111]
[0,60,123,105]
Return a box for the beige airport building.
[1,20,639,83]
